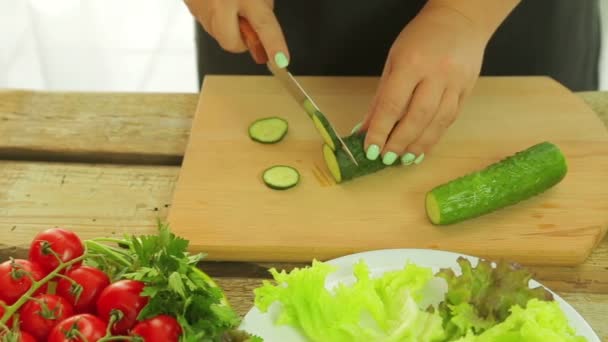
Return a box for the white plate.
[239,248,600,342]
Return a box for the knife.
[238,17,359,166]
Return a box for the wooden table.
[1,88,607,340]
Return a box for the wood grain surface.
[1,88,605,163]
[0,160,605,293]
[0,89,195,164]
[168,76,608,266]
[0,86,606,340]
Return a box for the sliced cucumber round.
[262,165,300,190]
[248,117,288,144]
[312,111,339,151]
[323,144,342,183]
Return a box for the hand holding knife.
[238,17,359,166]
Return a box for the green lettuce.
[435,257,554,340]
[252,257,588,342]
[452,299,587,342]
[254,259,446,342]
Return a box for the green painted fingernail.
[274,52,289,68]
[351,122,363,134]
[401,152,416,165]
[414,153,426,164]
[382,152,398,165]
[366,144,380,160]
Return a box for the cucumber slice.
[248,117,288,144]
[323,144,342,183]
[262,165,300,190]
[425,141,568,225]
[323,132,396,183]
[312,111,340,151]
[302,98,317,117]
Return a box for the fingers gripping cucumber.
[323,132,395,183]
[425,141,568,225]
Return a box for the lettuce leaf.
[254,259,446,342]
[452,299,587,342]
[253,257,586,342]
[435,257,555,340]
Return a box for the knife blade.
[238,17,359,166]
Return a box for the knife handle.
[238,17,268,64]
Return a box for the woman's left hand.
[357,3,489,166]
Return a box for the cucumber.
[425,141,568,225]
[262,165,300,190]
[248,117,288,144]
[323,132,395,183]
[312,110,340,151]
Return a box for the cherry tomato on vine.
[20,294,75,341]
[48,314,107,342]
[96,279,149,335]
[29,228,85,274]
[0,259,47,305]
[0,331,36,342]
[57,265,110,314]
[131,314,183,342]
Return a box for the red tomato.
[131,315,183,342]
[48,314,107,342]
[0,259,47,305]
[96,280,149,335]
[0,331,36,342]
[57,266,110,314]
[20,294,75,341]
[29,228,84,274]
[19,332,37,342]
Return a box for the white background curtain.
[0,0,198,92]
[1,0,608,92]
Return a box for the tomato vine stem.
[0,250,87,324]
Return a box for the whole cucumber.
[425,141,568,225]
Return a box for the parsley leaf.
[84,221,256,341]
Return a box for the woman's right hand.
[184,0,290,68]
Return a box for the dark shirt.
[195,0,601,91]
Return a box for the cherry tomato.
[57,265,110,314]
[96,280,149,335]
[29,228,84,274]
[48,314,107,342]
[0,331,36,342]
[20,294,75,341]
[131,315,183,342]
[19,332,36,342]
[0,259,47,305]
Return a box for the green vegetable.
[248,117,288,144]
[262,165,300,190]
[435,257,554,340]
[323,132,394,183]
[254,259,446,342]
[452,299,587,342]
[85,222,255,342]
[253,256,586,342]
[426,141,568,225]
[311,110,340,151]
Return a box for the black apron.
[195,0,601,91]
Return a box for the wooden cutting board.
[167,75,608,266]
